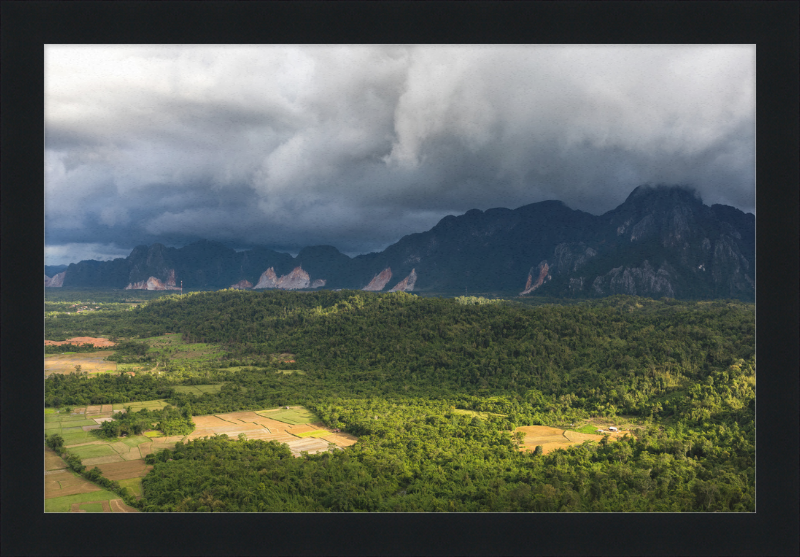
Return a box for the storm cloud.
[45,45,755,265]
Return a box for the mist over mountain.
[50,186,754,301]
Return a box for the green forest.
[44,289,755,512]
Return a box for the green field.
[572,424,603,434]
[118,477,143,497]
[121,436,151,447]
[61,432,96,445]
[112,400,168,411]
[45,489,118,513]
[68,444,117,459]
[296,430,329,438]
[261,407,317,425]
[81,502,105,512]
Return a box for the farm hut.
[596,429,604,434]
[608,426,618,432]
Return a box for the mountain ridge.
[49,185,754,300]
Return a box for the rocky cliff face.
[389,269,417,292]
[363,268,392,291]
[276,267,311,289]
[230,280,253,290]
[125,276,181,290]
[311,279,327,288]
[45,271,66,287]
[254,268,279,289]
[591,260,677,297]
[520,263,551,295]
[254,266,316,290]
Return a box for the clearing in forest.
[514,425,630,454]
[260,406,317,425]
[44,337,117,347]
[44,351,117,376]
[183,407,356,454]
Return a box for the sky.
[45,44,755,266]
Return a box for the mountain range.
[45,185,755,301]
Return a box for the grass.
[68,444,117,459]
[296,430,330,438]
[264,407,318,425]
[44,489,117,513]
[112,399,168,411]
[59,419,100,427]
[143,431,163,438]
[275,369,305,375]
[81,502,105,512]
[121,436,150,447]
[61,431,94,445]
[45,408,57,414]
[572,425,604,434]
[118,477,143,497]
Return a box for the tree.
[533,445,543,456]
[46,433,65,452]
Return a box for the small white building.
[608,426,618,432]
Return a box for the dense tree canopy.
[45,290,755,512]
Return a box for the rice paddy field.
[44,402,360,512]
[43,448,141,512]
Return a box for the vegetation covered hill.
[45,289,755,511]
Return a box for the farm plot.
[69,444,117,460]
[514,425,630,454]
[317,432,358,448]
[183,408,357,453]
[515,425,582,454]
[112,399,168,411]
[88,460,152,481]
[45,469,101,499]
[258,407,318,425]
[44,351,117,376]
[45,448,67,471]
[45,489,119,512]
[44,337,116,347]
[286,437,333,456]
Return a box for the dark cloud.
[45,45,755,265]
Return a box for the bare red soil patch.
[45,337,116,347]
